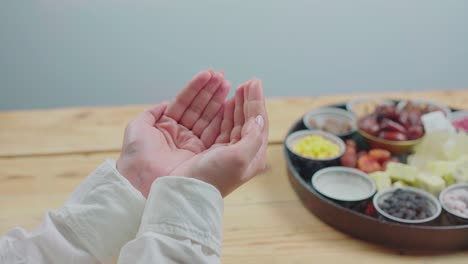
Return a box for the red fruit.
[345,147,356,155]
[376,105,399,121]
[398,110,411,128]
[357,150,368,159]
[379,131,408,141]
[407,125,424,140]
[358,116,380,136]
[380,118,407,134]
[453,117,468,132]
[345,139,357,149]
[341,153,357,168]
[365,202,378,217]
[408,110,423,126]
[369,149,391,163]
[358,155,382,173]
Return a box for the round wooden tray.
[285,103,468,250]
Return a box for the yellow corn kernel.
[293,135,340,159]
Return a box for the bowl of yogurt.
[312,167,376,202]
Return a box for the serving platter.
[285,102,468,250]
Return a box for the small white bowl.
[439,183,468,221]
[396,99,451,117]
[312,167,376,202]
[302,107,357,138]
[373,187,442,224]
[346,97,394,118]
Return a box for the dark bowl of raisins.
[373,187,442,224]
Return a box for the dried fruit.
[379,131,408,141]
[407,125,424,140]
[358,116,380,136]
[358,155,382,173]
[369,149,391,163]
[380,118,407,134]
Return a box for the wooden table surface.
[1,90,468,263]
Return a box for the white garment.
[0,160,224,264]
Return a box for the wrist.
[116,157,147,197]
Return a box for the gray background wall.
[1,1,467,111]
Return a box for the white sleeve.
[0,160,146,264]
[118,176,224,264]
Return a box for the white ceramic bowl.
[302,107,357,138]
[396,99,451,117]
[346,97,394,118]
[439,183,468,221]
[312,167,376,202]
[373,187,442,224]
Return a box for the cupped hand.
[170,79,269,197]
[117,70,231,197]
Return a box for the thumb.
[234,115,264,161]
[135,102,169,125]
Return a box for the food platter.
[284,101,468,250]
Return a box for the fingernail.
[252,79,260,88]
[220,70,224,76]
[208,69,215,75]
[255,115,264,129]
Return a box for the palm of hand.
[170,79,268,197]
[118,70,268,198]
[118,71,229,197]
[149,115,205,176]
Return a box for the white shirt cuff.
[137,176,224,256]
[51,159,146,263]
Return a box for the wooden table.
[1,90,468,263]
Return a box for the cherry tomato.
[341,153,357,168]
[368,149,391,163]
[358,155,382,173]
[357,150,368,159]
[345,139,357,149]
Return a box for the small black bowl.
[285,130,345,182]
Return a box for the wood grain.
[2,92,468,263]
[1,145,467,263]
[1,90,467,157]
